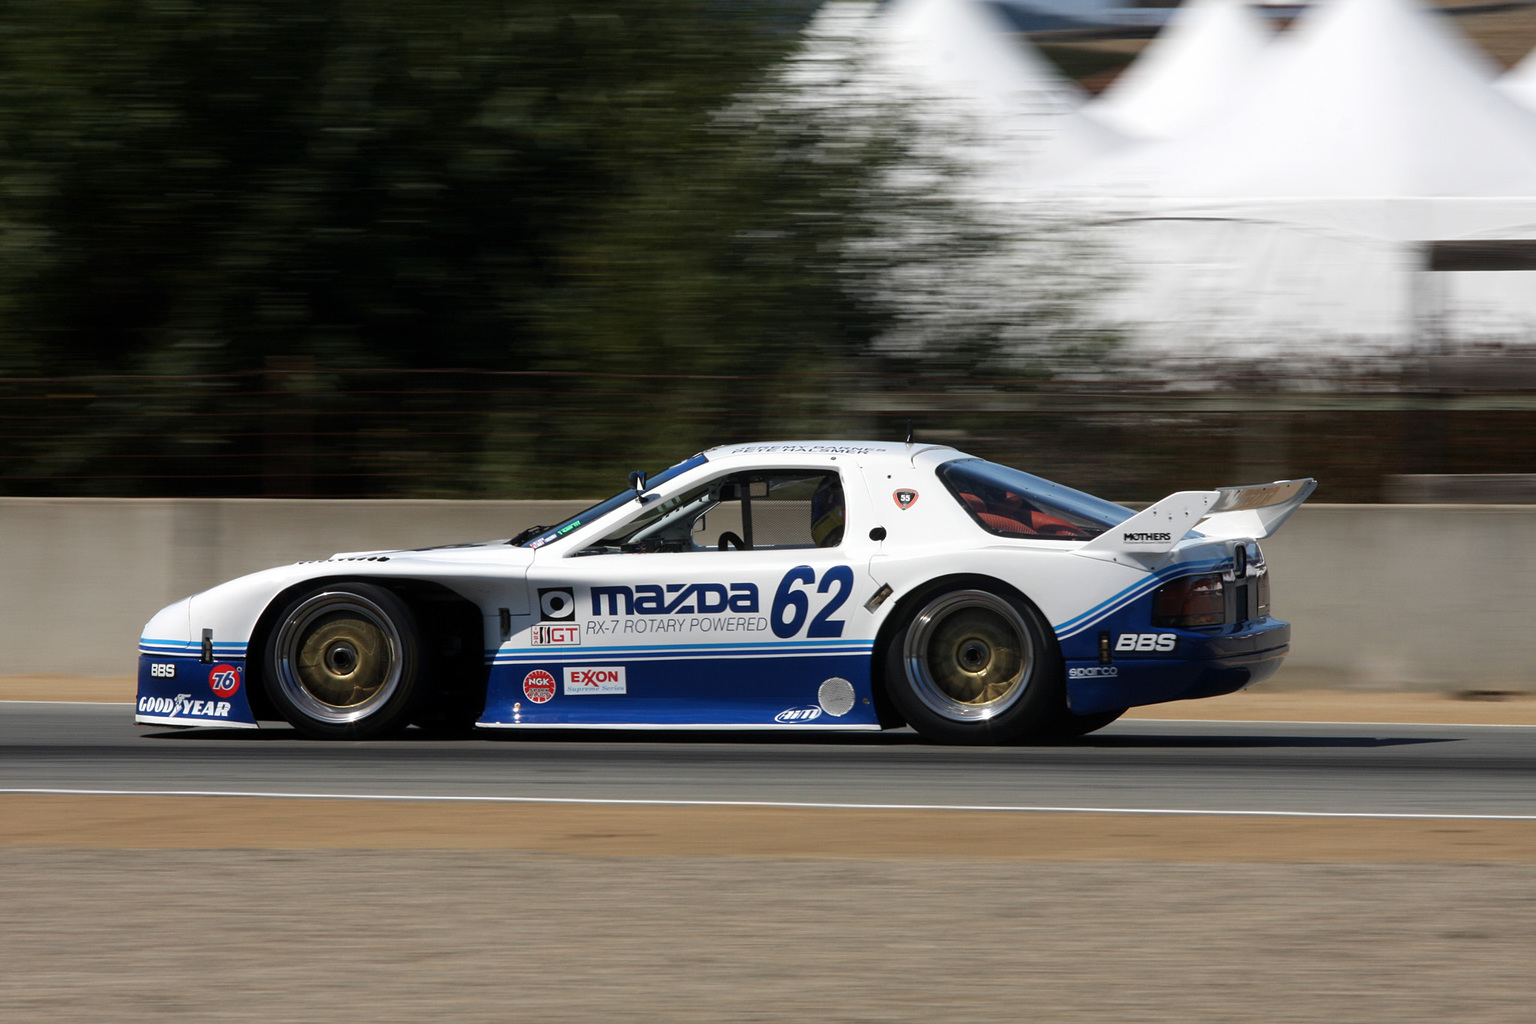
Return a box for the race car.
[135,440,1314,744]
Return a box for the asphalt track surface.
[5,701,1536,818]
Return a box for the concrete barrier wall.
[3,498,1532,690]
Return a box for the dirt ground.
[8,679,1536,1021]
[3,849,1535,1023]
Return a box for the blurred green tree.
[0,0,1117,497]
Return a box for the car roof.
[701,440,965,468]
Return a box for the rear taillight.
[1152,573,1226,627]
[1256,570,1271,618]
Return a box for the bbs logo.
[149,662,176,679]
[1115,633,1177,653]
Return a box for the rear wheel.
[263,583,425,739]
[883,584,1061,744]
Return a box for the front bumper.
[134,653,259,729]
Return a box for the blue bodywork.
[136,644,258,728]
[479,640,879,728]
[1056,582,1289,716]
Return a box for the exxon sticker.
[563,666,626,695]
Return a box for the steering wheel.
[718,531,746,551]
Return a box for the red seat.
[978,512,1036,535]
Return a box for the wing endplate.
[1077,478,1316,565]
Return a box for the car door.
[501,466,881,728]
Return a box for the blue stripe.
[1053,558,1225,639]
[489,639,873,656]
[141,637,247,650]
[490,643,874,665]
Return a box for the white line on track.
[4,787,1536,822]
[0,700,133,706]
[6,702,1536,730]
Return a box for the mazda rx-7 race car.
[135,441,1314,744]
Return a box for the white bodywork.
[136,440,1312,730]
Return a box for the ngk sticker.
[563,666,626,695]
[522,669,557,703]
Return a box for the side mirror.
[629,470,647,494]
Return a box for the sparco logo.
[1122,532,1172,543]
[1068,666,1119,679]
[591,583,758,616]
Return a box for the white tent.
[874,0,1084,162]
[1497,43,1536,112]
[1088,0,1274,141]
[1056,0,1536,354]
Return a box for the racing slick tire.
[883,581,1062,745]
[263,583,426,740]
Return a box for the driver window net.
[579,470,845,554]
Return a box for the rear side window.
[936,459,1132,541]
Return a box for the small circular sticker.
[208,663,241,698]
[523,669,556,704]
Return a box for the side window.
[692,471,845,550]
[577,470,844,555]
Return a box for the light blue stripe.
[1053,558,1226,639]
[140,637,247,651]
[490,645,873,664]
[492,639,872,656]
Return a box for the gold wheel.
[902,590,1035,722]
[272,589,407,727]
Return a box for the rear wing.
[1077,479,1316,564]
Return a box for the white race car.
[135,440,1314,744]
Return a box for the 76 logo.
[208,663,242,697]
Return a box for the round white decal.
[818,677,855,717]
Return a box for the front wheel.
[263,583,425,739]
[883,584,1061,744]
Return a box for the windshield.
[513,453,709,548]
[936,459,1133,541]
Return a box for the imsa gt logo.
[530,623,581,647]
[1115,633,1178,653]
